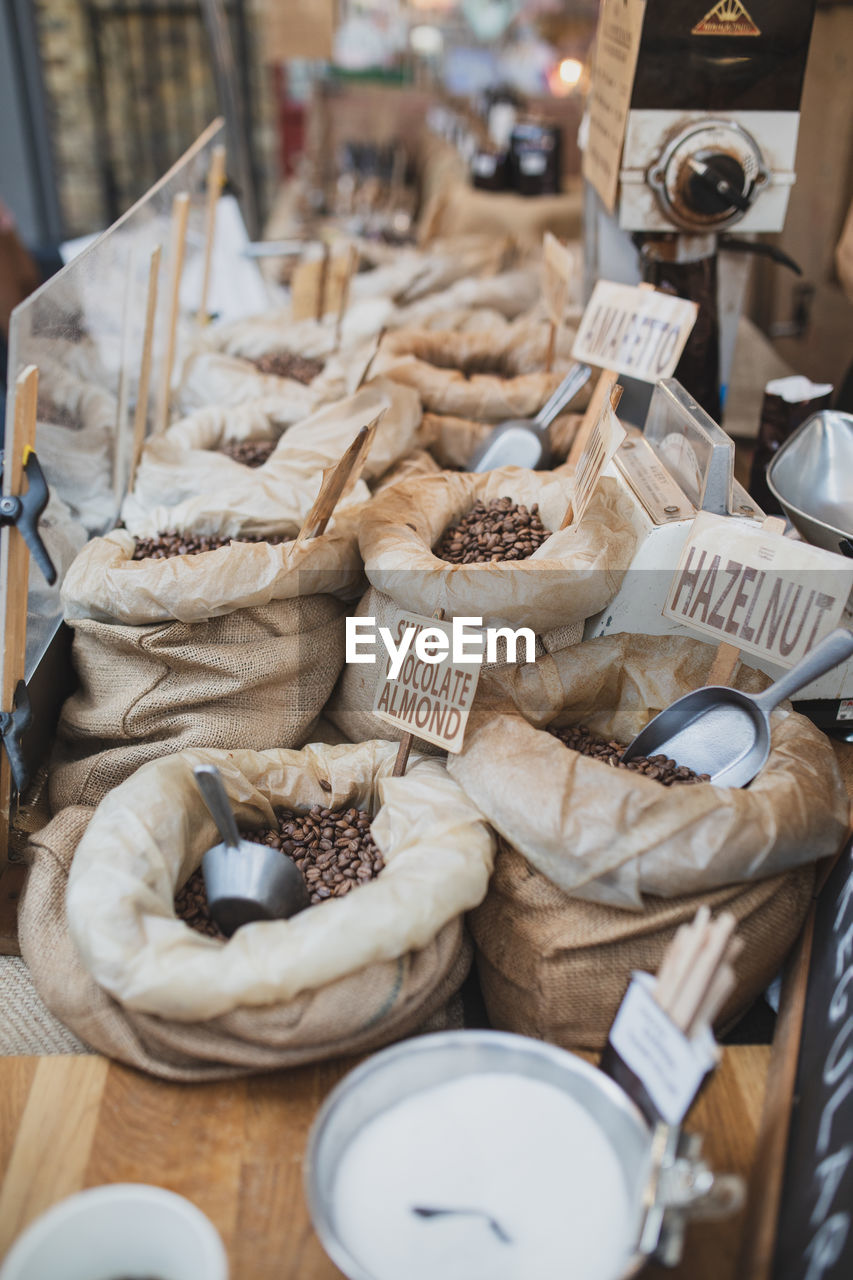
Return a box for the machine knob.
[683,153,752,218]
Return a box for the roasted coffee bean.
[132,530,291,561]
[249,804,385,906]
[434,496,550,564]
[219,438,278,468]
[549,724,710,786]
[174,867,225,940]
[250,350,325,384]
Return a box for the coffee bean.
[250,350,325,384]
[132,531,291,561]
[219,438,277,468]
[174,867,225,939]
[251,804,385,906]
[549,724,710,786]
[434,497,550,565]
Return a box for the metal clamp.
[0,449,57,585]
[0,680,32,796]
[639,1123,745,1268]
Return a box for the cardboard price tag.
[609,974,717,1127]
[565,393,626,528]
[664,512,853,669]
[542,232,574,326]
[571,280,698,383]
[582,0,647,212]
[372,612,481,753]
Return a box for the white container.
[0,1184,228,1280]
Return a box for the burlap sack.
[375,317,585,422]
[448,634,849,908]
[470,839,815,1051]
[325,468,637,748]
[124,380,421,522]
[51,523,364,811]
[177,348,343,415]
[20,803,473,1081]
[388,268,541,331]
[415,408,583,470]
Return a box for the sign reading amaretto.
[349,613,535,752]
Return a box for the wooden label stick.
[560,383,624,530]
[704,515,788,687]
[0,366,39,854]
[393,608,446,777]
[296,413,382,544]
[566,369,618,471]
[545,319,557,374]
[316,242,331,323]
[154,191,191,435]
[335,244,359,352]
[128,245,162,494]
[199,144,226,322]
[356,327,386,391]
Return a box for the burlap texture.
[374,317,586,422]
[19,805,472,1081]
[49,594,348,811]
[470,839,815,1052]
[448,634,849,908]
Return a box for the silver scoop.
[621,628,853,789]
[194,764,310,937]
[466,361,592,472]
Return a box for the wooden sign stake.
[356,327,386,391]
[335,244,359,352]
[128,245,162,494]
[560,383,623,530]
[199,144,226,322]
[0,366,39,851]
[154,191,190,435]
[392,608,446,777]
[316,242,331,324]
[545,319,557,374]
[296,413,382,544]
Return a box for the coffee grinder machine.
[582,0,817,425]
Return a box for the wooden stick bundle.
[654,907,743,1039]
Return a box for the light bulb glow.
[558,58,583,86]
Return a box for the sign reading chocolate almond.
[572,280,698,383]
[372,611,483,753]
[664,512,853,668]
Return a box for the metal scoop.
[621,628,853,788]
[466,361,591,472]
[194,764,310,937]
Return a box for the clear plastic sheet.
[4,120,229,682]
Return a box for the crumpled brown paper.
[448,633,849,908]
[65,742,495,1020]
[357,466,638,632]
[124,380,421,522]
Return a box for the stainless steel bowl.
[766,410,853,555]
[305,1030,652,1280]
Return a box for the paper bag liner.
[375,319,584,422]
[470,839,815,1052]
[357,466,638,632]
[447,634,848,908]
[20,806,471,1081]
[124,380,421,525]
[22,743,492,1076]
[177,348,345,415]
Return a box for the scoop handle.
[533,362,591,428]
[193,764,242,850]
[751,628,853,714]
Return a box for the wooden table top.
[0,1044,770,1279]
